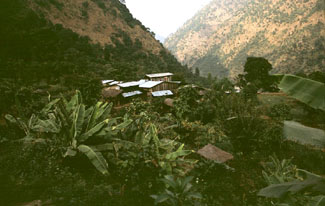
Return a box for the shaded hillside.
[0,0,191,81]
[164,0,325,78]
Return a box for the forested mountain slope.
[0,0,190,81]
[164,0,325,78]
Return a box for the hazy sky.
[125,0,212,38]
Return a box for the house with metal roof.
[146,73,173,82]
[139,81,163,89]
[139,80,172,96]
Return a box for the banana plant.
[53,91,132,175]
[258,169,325,206]
[258,156,325,206]
[278,74,325,111]
[5,99,61,140]
[6,91,132,175]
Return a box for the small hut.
[139,81,164,96]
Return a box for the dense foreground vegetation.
[0,1,324,205]
[0,70,324,205]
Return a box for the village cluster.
[101,72,181,105]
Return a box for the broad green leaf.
[183,183,193,194]
[40,98,60,115]
[112,119,132,132]
[159,139,177,151]
[5,114,18,124]
[165,150,192,160]
[86,102,101,131]
[151,194,170,204]
[97,102,113,122]
[84,106,93,119]
[96,118,119,137]
[135,130,146,145]
[278,75,325,111]
[64,148,77,157]
[284,121,325,149]
[160,161,173,174]
[187,192,202,199]
[28,114,38,129]
[31,118,60,133]
[181,176,194,190]
[90,143,114,152]
[258,182,299,198]
[78,145,109,175]
[78,120,108,142]
[57,100,71,126]
[60,94,69,108]
[5,115,29,135]
[165,144,192,160]
[73,105,85,138]
[112,139,137,149]
[150,124,160,157]
[310,195,325,206]
[258,170,325,198]
[162,175,177,188]
[66,90,82,113]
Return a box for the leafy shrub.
[173,86,200,121]
[91,0,106,11]
[49,0,64,10]
[239,57,279,92]
[151,175,202,206]
[269,103,292,120]
[81,10,88,19]
[35,0,64,11]
[82,1,89,8]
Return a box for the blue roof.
[151,90,173,97]
[122,91,143,98]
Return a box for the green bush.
[268,103,292,120]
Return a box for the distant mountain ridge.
[164,0,325,79]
